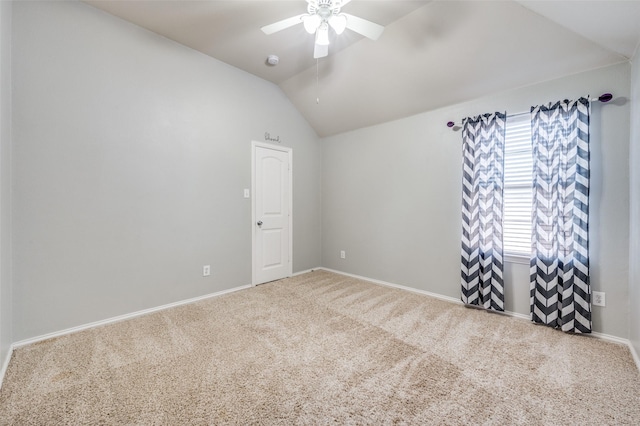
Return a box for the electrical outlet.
[203,265,211,277]
[592,291,605,307]
[340,250,346,259]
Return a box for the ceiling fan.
[261,0,385,59]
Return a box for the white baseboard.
[0,343,15,389]
[318,267,464,306]
[317,267,638,368]
[588,331,631,346]
[320,267,526,321]
[11,284,252,350]
[630,341,640,373]
[292,268,319,277]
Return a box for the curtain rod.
[446,93,613,129]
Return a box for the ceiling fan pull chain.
[316,58,320,104]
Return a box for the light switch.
[244,189,250,198]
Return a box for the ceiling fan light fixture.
[303,14,321,34]
[329,14,347,35]
[316,22,330,46]
[262,0,384,59]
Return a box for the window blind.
[503,113,532,258]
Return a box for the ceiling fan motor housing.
[308,0,340,19]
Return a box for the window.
[503,113,533,260]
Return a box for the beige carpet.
[1,270,639,424]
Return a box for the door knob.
[257,220,263,226]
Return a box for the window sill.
[505,254,529,265]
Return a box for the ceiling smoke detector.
[266,55,280,66]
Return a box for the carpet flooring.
[1,270,639,424]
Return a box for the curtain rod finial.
[447,121,455,128]
[598,93,613,103]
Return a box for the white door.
[252,142,292,285]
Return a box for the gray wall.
[12,1,321,341]
[5,0,637,353]
[630,54,640,358]
[322,63,631,338]
[0,1,12,367]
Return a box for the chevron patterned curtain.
[460,112,506,312]
[530,98,591,333]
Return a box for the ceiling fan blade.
[342,13,384,40]
[261,14,306,35]
[314,43,329,59]
[335,0,352,8]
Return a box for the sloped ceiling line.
[84,1,640,137]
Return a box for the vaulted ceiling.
[85,1,640,137]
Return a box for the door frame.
[251,141,293,286]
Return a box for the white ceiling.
[85,0,640,137]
